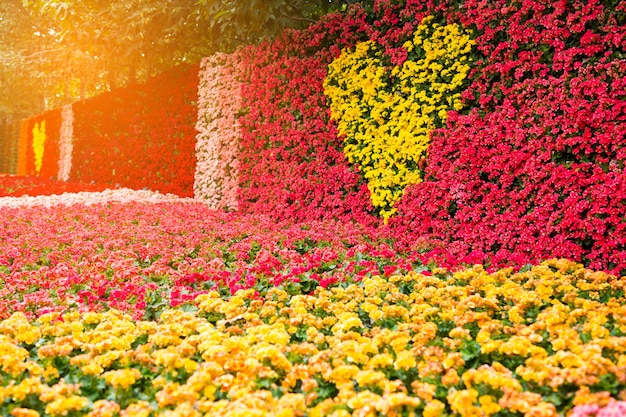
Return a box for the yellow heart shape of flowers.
[32,120,47,174]
[324,16,474,222]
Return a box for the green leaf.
[460,339,482,361]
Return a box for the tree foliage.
[0,0,364,120]
[197,0,369,51]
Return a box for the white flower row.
[0,188,202,208]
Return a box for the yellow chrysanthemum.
[324,16,474,221]
[102,368,142,390]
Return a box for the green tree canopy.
[0,0,365,121]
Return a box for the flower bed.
[1,255,625,416]
[0,189,405,321]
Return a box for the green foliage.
[1,0,367,120]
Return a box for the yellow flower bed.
[1,260,625,416]
[324,16,474,221]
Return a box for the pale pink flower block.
[194,53,243,210]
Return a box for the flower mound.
[0,260,625,416]
[0,194,399,321]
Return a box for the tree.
[0,0,366,121]
[197,0,369,51]
[0,0,54,118]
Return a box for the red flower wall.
[71,63,199,196]
[231,0,625,274]
[18,109,62,178]
[388,0,626,274]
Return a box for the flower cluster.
[0,259,624,416]
[57,104,74,182]
[0,187,196,208]
[194,53,242,209]
[324,16,474,220]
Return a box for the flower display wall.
[57,104,73,182]
[194,53,242,209]
[71,63,199,197]
[12,0,625,277]
[230,3,478,224]
[226,0,624,273]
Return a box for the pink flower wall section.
[57,104,73,182]
[194,53,242,210]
